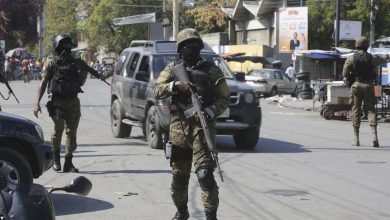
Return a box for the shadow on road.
[216,136,310,153]
[78,141,147,147]
[52,193,113,216]
[80,169,171,175]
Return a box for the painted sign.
[279,7,308,53]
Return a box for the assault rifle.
[60,51,110,86]
[0,72,20,103]
[172,63,224,182]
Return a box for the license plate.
[218,108,230,118]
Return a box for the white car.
[245,68,299,97]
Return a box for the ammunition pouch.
[46,100,56,117]
[171,145,193,161]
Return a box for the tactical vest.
[49,57,82,99]
[172,61,215,110]
[352,52,375,81]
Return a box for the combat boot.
[63,154,79,173]
[172,206,189,220]
[352,131,360,146]
[371,126,379,147]
[53,150,61,172]
[205,210,217,220]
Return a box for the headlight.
[35,125,44,141]
[244,92,255,103]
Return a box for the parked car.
[110,40,262,149]
[245,68,299,97]
[102,57,116,78]
[0,112,53,192]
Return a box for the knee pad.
[172,174,189,191]
[196,168,216,191]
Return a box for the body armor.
[352,52,375,81]
[49,56,82,98]
[172,62,215,110]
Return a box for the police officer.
[342,36,389,147]
[33,34,88,172]
[155,29,230,220]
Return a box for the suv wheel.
[0,147,33,192]
[111,100,132,138]
[233,127,260,149]
[146,106,164,149]
[270,87,278,97]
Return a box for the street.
[2,79,390,220]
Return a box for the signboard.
[338,20,362,40]
[113,13,156,26]
[279,7,308,53]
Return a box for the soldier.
[342,36,389,147]
[33,34,88,172]
[154,28,230,220]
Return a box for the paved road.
[2,80,390,220]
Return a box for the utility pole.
[334,0,341,79]
[162,0,168,40]
[172,0,179,40]
[369,0,376,46]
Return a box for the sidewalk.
[264,95,322,112]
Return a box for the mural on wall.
[279,7,308,53]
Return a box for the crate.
[326,83,350,105]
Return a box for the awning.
[221,53,282,65]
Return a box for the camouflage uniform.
[342,36,389,147]
[155,29,229,220]
[41,57,85,155]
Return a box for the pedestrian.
[21,57,30,83]
[8,57,16,80]
[33,34,89,173]
[92,60,101,79]
[154,28,230,220]
[285,63,296,79]
[342,36,389,147]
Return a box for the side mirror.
[234,72,246,82]
[135,71,149,82]
[50,176,92,196]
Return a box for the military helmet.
[53,34,75,53]
[355,36,369,48]
[176,28,204,53]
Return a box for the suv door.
[122,52,140,117]
[132,55,151,118]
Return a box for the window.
[115,50,130,75]
[139,56,150,75]
[274,71,282,79]
[126,53,140,77]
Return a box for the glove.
[204,107,215,119]
[174,81,193,94]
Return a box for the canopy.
[5,48,32,59]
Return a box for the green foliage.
[185,0,228,33]
[308,0,390,50]
[44,0,78,54]
[0,0,45,52]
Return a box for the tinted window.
[139,56,150,76]
[115,50,130,75]
[274,71,282,79]
[152,54,234,79]
[126,53,140,77]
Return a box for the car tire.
[270,87,278,97]
[146,105,164,149]
[233,127,260,149]
[111,99,132,138]
[0,147,33,192]
[323,107,334,120]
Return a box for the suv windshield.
[152,54,235,79]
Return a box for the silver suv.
[110,41,262,149]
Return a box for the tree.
[185,0,228,33]
[308,0,390,50]
[43,0,78,54]
[0,0,45,52]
